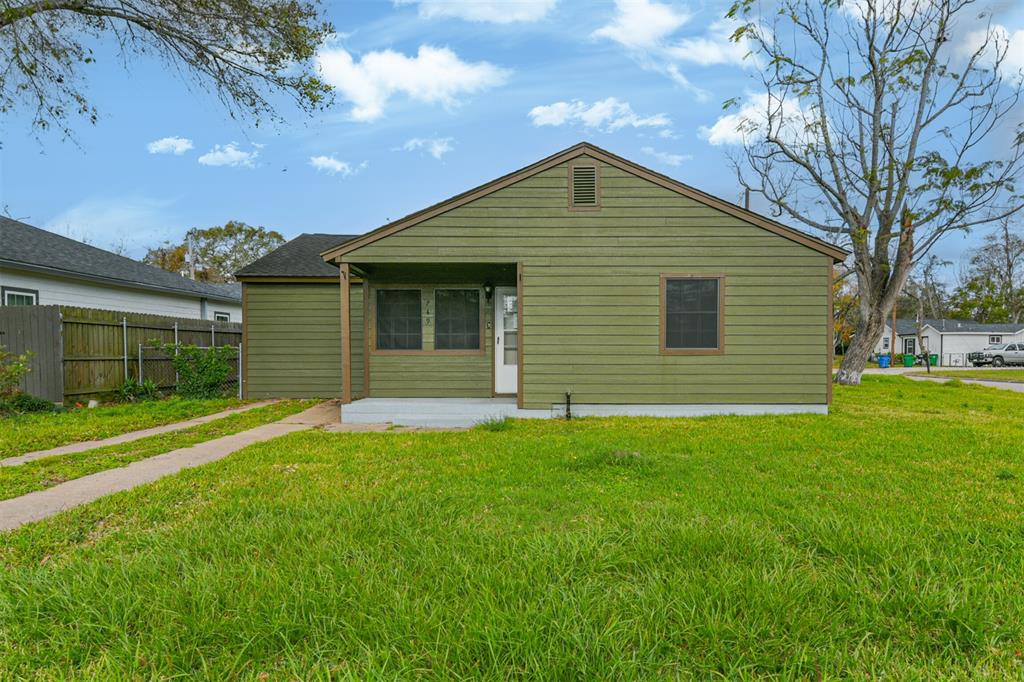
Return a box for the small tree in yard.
[162,343,236,399]
[726,0,1024,385]
[0,346,32,401]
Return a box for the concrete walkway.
[906,374,1024,393]
[0,401,337,532]
[1,400,279,467]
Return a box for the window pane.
[665,278,719,349]
[377,289,422,350]
[435,289,480,350]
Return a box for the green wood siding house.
[239,143,846,421]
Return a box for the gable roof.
[0,216,240,302]
[235,233,356,278]
[891,318,1024,335]
[320,141,849,263]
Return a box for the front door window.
[903,338,916,355]
[494,287,518,393]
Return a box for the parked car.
[969,343,1024,367]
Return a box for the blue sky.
[2,0,1023,283]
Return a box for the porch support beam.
[340,263,352,405]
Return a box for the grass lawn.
[0,401,313,501]
[0,397,247,459]
[926,369,1024,382]
[2,377,1024,678]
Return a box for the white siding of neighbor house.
[874,324,1024,364]
[0,268,242,321]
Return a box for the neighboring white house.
[875,318,1024,365]
[0,217,241,321]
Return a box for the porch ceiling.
[353,262,516,284]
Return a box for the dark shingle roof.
[893,318,1024,334]
[0,216,240,302]
[235,233,357,278]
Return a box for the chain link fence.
[138,344,242,399]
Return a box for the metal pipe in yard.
[138,344,143,382]
[211,325,215,347]
[173,322,179,387]
[237,346,243,400]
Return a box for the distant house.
[239,142,848,422]
[875,318,1024,365]
[0,217,241,321]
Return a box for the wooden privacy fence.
[0,306,241,402]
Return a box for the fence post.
[237,346,243,399]
[138,343,143,382]
[173,322,180,388]
[122,317,128,381]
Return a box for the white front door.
[494,287,518,394]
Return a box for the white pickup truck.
[969,343,1024,367]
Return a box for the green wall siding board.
[336,156,831,407]
[245,283,364,399]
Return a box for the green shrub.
[0,392,58,415]
[160,343,237,399]
[477,416,514,431]
[117,377,161,403]
[0,346,32,400]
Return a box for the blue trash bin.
[878,354,891,369]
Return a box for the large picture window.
[376,289,422,350]
[661,275,723,354]
[435,289,481,350]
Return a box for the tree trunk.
[835,309,888,385]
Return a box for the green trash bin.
[929,353,938,366]
[903,354,915,367]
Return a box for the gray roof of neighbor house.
[236,233,358,278]
[0,216,240,301]
[0,216,240,302]
[891,318,1024,335]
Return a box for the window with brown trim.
[376,289,422,350]
[434,289,481,350]
[661,275,723,354]
[569,162,599,209]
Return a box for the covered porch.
[339,261,522,406]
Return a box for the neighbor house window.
[903,338,916,355]
[376,289,422,350]
[882,337,890,351]
[990,335,1002,344]
[434,289,481,350]
[2,287,38,306]
[661,275,723,354]
[214,312,230,322]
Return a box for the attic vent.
[570,164,599,208]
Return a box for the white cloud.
[317,43,510,122]
[396,0,556,23]
[592,0,690,50]
[528,97,671,132]
[309,155,366,177]
[146,136,193,155]
[592,2,754,99]
[666,19,750,67]
[400,137,455,159]
[641,146,692,166]
[699,92,810,146]
[44,196,177,258]
[197,142,258,168]
[959,24,1024,73]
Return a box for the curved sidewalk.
[0,402,336,532]
[1,400,278,467]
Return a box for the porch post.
[340,263,352,404]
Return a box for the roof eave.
[1,259,241,303]
[320,142,849,263]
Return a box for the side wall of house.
[343,157,831,409]
[244,282,363,399]
[0,268,242,320]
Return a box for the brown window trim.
[659,273,725,356]
[567,160,601,211]
[370,284,486,356]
